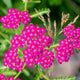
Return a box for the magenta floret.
[0,74,5,80]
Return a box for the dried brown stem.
[34,8,48,30]
[54,20,57,37]
[47,9,51,31]
[58,30,62,35]
[68,15,79,26]
[61,12,70,28]
[34,8,54,37]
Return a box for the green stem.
[40,72,50,80]
[22,25,25,31]
[19,25,22,33]
[46,43,59,49]
[14,63,26,80]
[24,0,28,11]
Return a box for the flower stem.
[14,63,26,80]
[46,43,59,49]
[22,25,25,31]
[40,72,50,80]
[24,0,28,11]
[19,26,22,33]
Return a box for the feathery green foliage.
[30,8,48,18]
[0,66,17,76]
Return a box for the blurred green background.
[0,0,80,26]
[0,0,80,80]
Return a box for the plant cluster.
[0,3,79,80]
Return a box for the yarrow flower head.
[3,24,55,70]
[21,24,52,48]
[55,39,74,64]
[21,24,54,68]
[62,24,80,51]
[0,8,31,29]
[56,24,80,64]
[3,48,24,72]
[23,46,54,68]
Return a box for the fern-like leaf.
[0,26,16,34]
[0,65,17,76]
[1,70,17,76]
[30,8,48,18]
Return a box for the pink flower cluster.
[22,24,54,68]
[21,24,52,48]
[55,39,74,64]
[23,46,54,68]
[3,24,54,70]
[62,25,80,51]
[55,24,80,64]
[0,8,31,29]
[3,48,24,72]
[0,74,21,80]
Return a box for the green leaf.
[0,65,17,76]
[75,49,79,53]
[35,64,42,73]
[2,0,12,8]
[48,0,63,6]
[22,0,41,3]
[23,69,30,76]
[23,69,34,80]
[0,26,16,34]
[0,66,9,70]
[0,25,21,35]
[30,8,48,18]
[35,73,41,80]
[28,0,41,3]
[0,39,10,51]
[1,70,17,76]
